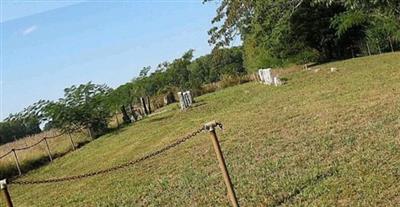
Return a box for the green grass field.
[4,53,400,206]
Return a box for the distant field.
[0,130,91,179]
[4,53,400,206]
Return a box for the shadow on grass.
[107,125,129,135]
[270,167,339,206]
[191,99,207,109]
[148,114,174,123]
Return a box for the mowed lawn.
[5,53,400,206]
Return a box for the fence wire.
[13,139,45,151]
[43,132,66,140]
[0,150,13,159]
[0,132,66,160]
[9,126,207,185]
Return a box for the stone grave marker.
[178,91,193,110]
[258,68,282,86]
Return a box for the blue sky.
[1,0,222,120]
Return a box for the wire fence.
[0,130,84,177]
[1,121,239,207]
[0,132,65,159]
[0,150,12,160]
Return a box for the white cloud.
[22,25,38,36]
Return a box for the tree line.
[206,0,400,71]
[0,47,244,144]
[1,0,399,144]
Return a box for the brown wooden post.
[44,138,53,162]
[0,179,14,207]
[204,121,239,207]
[11,150,21,176]
[68,133,76,150]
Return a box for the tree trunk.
[366,41,371,56]
[115,113,120,128]
[377,39,382,54]
[140,97,148,115]
[146,96,152,114]
[389,37,394,52]
[120,105,131,124]
[129,103,137,122]
[87,127,94,139]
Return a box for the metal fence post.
[68,133,76,150]
[11,150,21,176]
[44,138,53,162]
[204,121,239,207]
[1,179,14,207]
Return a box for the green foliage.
[366,14,400,52]
[0,120,28,144]
[331,10,369,37]
[188,47,245,87]
[109,47,245,109]
[139,66,151,78]
[0,101,46,144]
[207,0,400,69]
[204,0,254,47]
[0,118,41,144]
[44,82,112,137]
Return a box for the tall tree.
[44,82,112,137]
[206,0,399,71]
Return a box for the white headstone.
[258,68,275,85]
[273,76,282,86]
[183,92,190,108]
[258,69,265,82]
[265,69,273,84]
[177,92,185,110]
[186,91,193,105]
[178,91,193,110]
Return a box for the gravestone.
[258,69,265,82]
[146,96,152,114]
[258,68,273,84]
[120,105,131,124]
[273,76,282,86]
[177,91,193,110]
[140,97,149,115]
[258,68,282,86]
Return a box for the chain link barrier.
[9,125,210,185]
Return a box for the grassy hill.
[5,53,400,206]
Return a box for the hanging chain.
[10,126,207,185]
